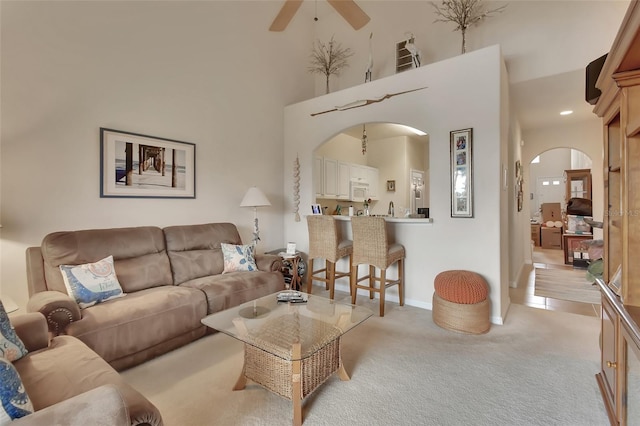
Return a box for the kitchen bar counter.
[331,215,433,224]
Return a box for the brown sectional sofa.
[22,222,284,423]
[12,312,158,425]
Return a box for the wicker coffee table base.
[233,338,349,426]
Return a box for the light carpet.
[121,296,607,426]
[534,267,601,305]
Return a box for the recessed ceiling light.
[560,110,573,116]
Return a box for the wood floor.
[510,246,600,317]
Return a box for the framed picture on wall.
[450,128,473,218]
[100,128,196,198]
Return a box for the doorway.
[533,175,564,219]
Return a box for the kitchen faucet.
[388,201,394,217]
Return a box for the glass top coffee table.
[201,291,373,425]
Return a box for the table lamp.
[240,186,271,245]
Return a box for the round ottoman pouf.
[432,270,490,334]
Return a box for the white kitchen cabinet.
[323,157,338,198]
[364,166,379,199]
[337,161,350,199]
[314,156,323,197]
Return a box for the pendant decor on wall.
[310,86,428,116]
[293,154,301,222]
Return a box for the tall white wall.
[283,45,510,321]
[0,1,312,307]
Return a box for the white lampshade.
[240,187,271,208]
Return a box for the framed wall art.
[100,128,196,198]
[387,180,396,191]
[450,128,473,218]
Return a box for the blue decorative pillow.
[0,301,27,362]
[59,255,125,309]
[221,243,258,273]
[0,357,33,424]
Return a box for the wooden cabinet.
[595,280,640,426]
[531,223,541,247]
[593,3,640,424]
[564,169,592,201]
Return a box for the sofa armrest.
[26,291,81,336]
[11,313,49,352]
[255,253,283,272]
[12,384,129,426]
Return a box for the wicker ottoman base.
[432,293,490,334]
[243,337,340,400]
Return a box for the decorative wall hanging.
[361,124,368,154]
[515,160,523,212]
[432,0,506,54]
[100,128,195,198]
[310,86,427,116]
[450,128,473,217]
[293,154,301,222]
[387,180,396,191]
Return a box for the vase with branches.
[431,0,506,54]
[308,36,354,94]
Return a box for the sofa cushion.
[0,301,28,362]
[41,227,173,294]
[13,336,162,425]
[180,270,284,314]
[221,243,258,273]
[64,286,207,365]
[0,357,33,424]
[164,223,243,284]
[59,256,125,308]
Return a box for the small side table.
[279,252,302,291]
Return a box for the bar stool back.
[350,216,405,316]
[306,215,353,300]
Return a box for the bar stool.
[350,216,405,317]
[306,215,353,300]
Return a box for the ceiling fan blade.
[327,0,370,30]
[269,0,304,32]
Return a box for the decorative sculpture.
[365,32,373,82]
[432,0,506,54]
[308,36,354,94]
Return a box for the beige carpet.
[121,294,607,425]
[534,268,600,305]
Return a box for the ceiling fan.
[269,0,370,32]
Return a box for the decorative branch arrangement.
[432,0,506,54]
[308,36,354,94]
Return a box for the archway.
[528,148,593,260]
[312,122,429,217]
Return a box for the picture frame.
[387,180,396,192]
[450,128,473,218]
[100,128,195,198]
[311,204,322,215]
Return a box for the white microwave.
[350,181,369,202]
